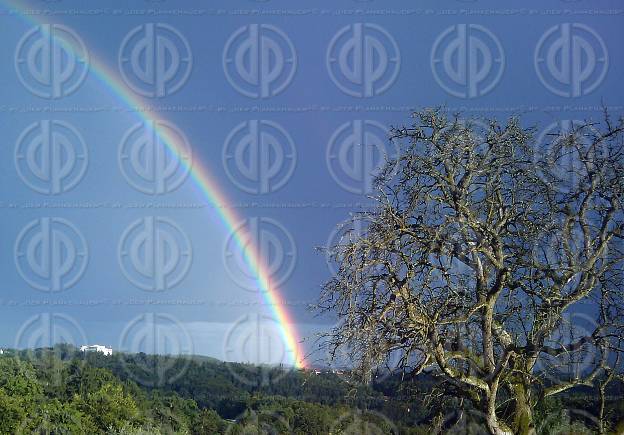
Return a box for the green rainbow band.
[6,1,306,369]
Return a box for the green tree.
[16,399,97,434]
[0,358,43,433]
[75,383,141,432]
[195,409,226,434]
[291,402,332,434]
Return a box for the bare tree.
[318,108,624,435]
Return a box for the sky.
[0,0,623,376]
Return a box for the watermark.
[119,23,192,98]
[533,119,604,194]
[14,312,87,350]
[15,24,89,99]
[15,217,88,292]
[326,119,396,194]
[14,312,87,388]
[324,317,408,384]
[436,408,488,434]
[325,215,368,275]
[118,216,192,291]
[533,311,605,386]
[536,407,599,434]
[431,24,504,98]
[331,410,398,435]
[535,23,608,98]
[223,119,297,194]
[223,313,295,386]
[223,24,297,98]
[15,120,88,194]
[224,217,296,292]
[118,312,193,386]
[327,23,400,98]
[119,120,193,195]
[225,409,292,434]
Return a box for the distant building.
[80,345,112,356]
[0,349,4,355]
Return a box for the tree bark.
[512,383,536,435]
[485,410,514,435]
[485,389,514,435]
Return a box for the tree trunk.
[486,410,514,435]
[485,392,514,435]
[483,383,536,435]
[512,383,536,435]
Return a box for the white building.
[80,345,112,356]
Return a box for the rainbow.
[5,0,306,368]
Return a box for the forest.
[0,344,622,434]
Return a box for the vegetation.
[319,108,624,434]
[0,345,419,434]
[0,344,622,433]
[3,109,624,434]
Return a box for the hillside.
[0,345,622,434]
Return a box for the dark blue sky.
[0,0,622,369]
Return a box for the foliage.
[0,345,622,434]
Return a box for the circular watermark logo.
[331,410,398,435]
[223,24,297,99]
[431,24,505,98]
[536,407,598,434]
[325,216,368,276]
[533,312,605,386]
[223,120,297,194]
[118,216,192,291]
[225,409,292,434]
[15,120,88,194]
[436,408,489,434]
[17,414,64,435]
[533,120,604,194]
[223,313,295,386]
[119,23,192,98]
[119,120,193,195]
[535,23,608,98]
[15,217,88,292]
[15,24,89,99]
[327,23,400,98]
[224,217,296,292]
[14,312,87,387]
[15,312,87,350]
[118,312,193,386]
[323,318,408,384]
[326,119,396,194]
